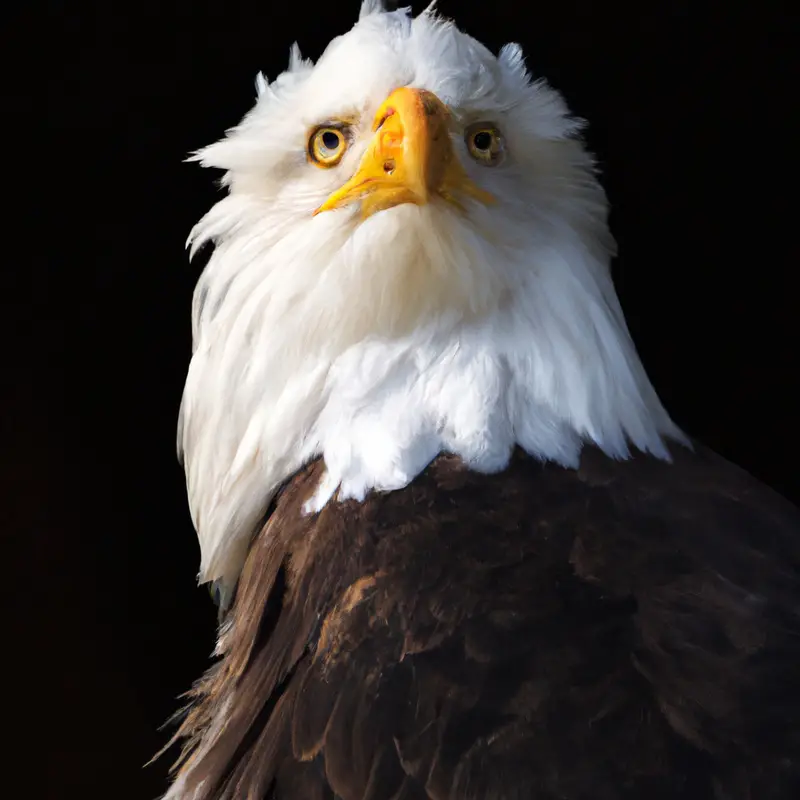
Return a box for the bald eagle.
[161,2,800,798]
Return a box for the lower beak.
[314,87,494,218]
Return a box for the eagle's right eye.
[309,126,348,167]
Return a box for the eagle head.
[179,0,684,593]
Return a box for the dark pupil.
[321,130,340,151]
[473,131,493,151]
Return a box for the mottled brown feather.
[163,443,800,799]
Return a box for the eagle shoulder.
[166,445,800,799]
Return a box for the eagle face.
[190,2,599,337]
[181,2,681,591]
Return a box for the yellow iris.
[309,126,348,167]
[465,124,505,166]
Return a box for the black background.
[10,1,796,797]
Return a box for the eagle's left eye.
[309,126,348,167]
[465,123,505,166]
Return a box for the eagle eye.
[309,126,348,167]
[465,123,505,166]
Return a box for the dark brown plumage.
[164,442,800,799]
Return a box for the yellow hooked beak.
[314,87,495,218]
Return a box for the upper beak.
[314,87,494,218]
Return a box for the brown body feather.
[166,444,800,799]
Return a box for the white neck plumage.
[178,196,685,594]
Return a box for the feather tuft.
[254,71,269,97]
[359,0,399,20]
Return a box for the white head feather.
[178,1,685,593]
